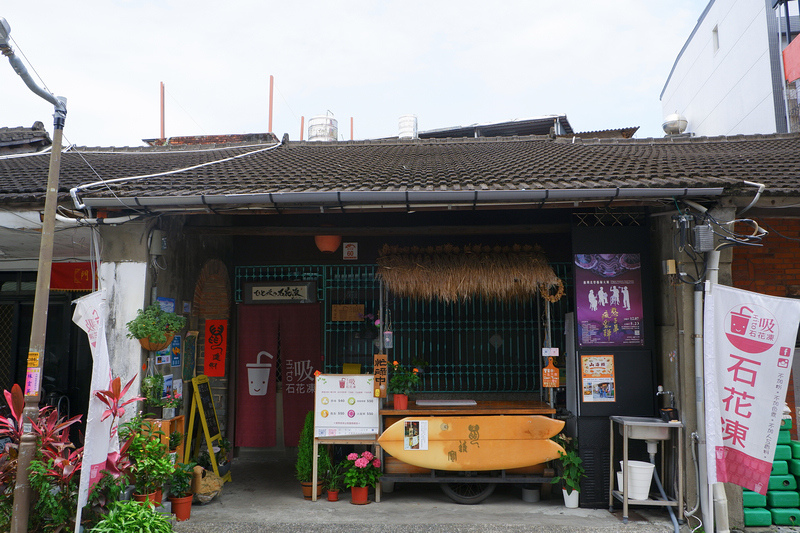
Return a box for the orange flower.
[412,368,419,374]
[392,361,399,366]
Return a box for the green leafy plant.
[125,303,186,343]
[89,499,172,533]
[82,470,129,528]
[323,458,344,492]
[295,411,328,483]
[169,431,183,451]
[217,436,231,463]
[30,456,81,533]
[342,450,382,488]
[169,462,196,498]
[550,434,585,494]
[140,374,164,407]
[126,423,173,494]
[388,358,427,395]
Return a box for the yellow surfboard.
[378,415,565,471]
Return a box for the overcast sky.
[0,1,707,147]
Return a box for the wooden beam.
[182,224,570,237]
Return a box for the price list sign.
[314,374,379,437]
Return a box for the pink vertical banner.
[704,284,800,494]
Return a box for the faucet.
[657,385,674,408]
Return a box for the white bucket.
[619,460,654,500]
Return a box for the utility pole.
[0,17,67,532]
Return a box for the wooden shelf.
[146,415,186,460]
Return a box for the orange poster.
[580,355,615,402]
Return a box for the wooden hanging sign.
[542,357,560,388]
[184,374,231,482]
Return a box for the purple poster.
[574,253,644,346]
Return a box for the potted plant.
[127,423,174,505]
[388,359,426,410]
[140,374,164,419]
[550,434,584,509]
[215,436,232,476]
[161,390,181,419]
[342,450,381,505]
[295,411,327,500]
[168,462,195,522]
[323,457,344,502]
[90,499,172,533]
[168,431,183,464]
[126,303,187,352]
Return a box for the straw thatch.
[376,243,563,303]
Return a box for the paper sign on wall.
[204,319,228,377]
[581,355,615,402]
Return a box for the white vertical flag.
[704,284,800,494]
[72,290,117,531]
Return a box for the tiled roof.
[0,133,798,208]
[0,123,51,153]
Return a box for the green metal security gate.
[235,263,571,394]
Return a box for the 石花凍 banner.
[704,284,800,494]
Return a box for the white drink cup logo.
[247,351,273,396]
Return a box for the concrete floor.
[172,449,686,533]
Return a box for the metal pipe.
[268,75,274,133]
[160,81,165,140]
[1,17,67,532]
[694,284,713,532]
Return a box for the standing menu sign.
[314,374,379,437]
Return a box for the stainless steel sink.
[613,416,673,441]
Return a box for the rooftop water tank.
[308,114,338,142]
[398,114,418,139]
[662,113,688,135]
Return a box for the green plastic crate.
[776,444,792,461]
[770,475,798,491]
[790,459,800,476]
[791,441,800,459]
[774,460,789,475]
[743,489,767,508]
[768,490,800,507]
[783,418,793,430]
[771,508,800,526]
[780,430,792,444]
[744,508,771,527]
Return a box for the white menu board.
[314,374,380,437]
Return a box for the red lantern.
[314,235,342,253]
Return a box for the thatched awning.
[376,244,563,303]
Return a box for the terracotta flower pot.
[393,393,408,410]
[350,486,369,505]
[301,481,323,500]
[139,334,174,352]
[169,494,193,521]
[327,489,339,501]
[133,491,158,505]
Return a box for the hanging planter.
[139,334,174,353]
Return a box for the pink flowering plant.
[342,450,382,488]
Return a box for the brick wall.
[731,217,800,437]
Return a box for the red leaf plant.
[94,375,144,438]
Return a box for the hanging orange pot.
[315,235,342,253]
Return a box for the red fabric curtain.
[235,305,280,447]
[279,304,322,446]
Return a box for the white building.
[661,0,799,136]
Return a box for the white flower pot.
[562,487,580,508]
[162,407,175,419]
